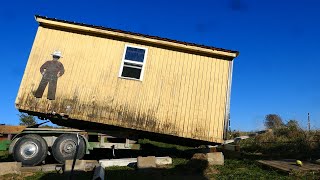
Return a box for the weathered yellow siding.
[16,22,234,143]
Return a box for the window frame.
[118,44,148,81]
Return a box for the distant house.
[16,15,239,143]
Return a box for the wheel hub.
[20,141,39,159]
[61,140,77,154]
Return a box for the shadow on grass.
[37,159,210,180]
[33,171,93,180]
[105,159,209,180]
[0,151,13,162]
[39,140,212,180]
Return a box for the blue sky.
[0,0,319,131]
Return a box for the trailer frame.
[7,127,140,166]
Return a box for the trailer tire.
[52,134,85,164]
[13,134,48,166]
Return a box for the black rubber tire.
[52,134,86,164]
[13,134,48,166]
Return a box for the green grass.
[213,159,320,179]
[23,172,48,180]
[172,158,189,166]
[2,158,313,180]
[103,158,296,180]
[0,150,13,162]
[104,157,207,179]
[1,171,93,180]
[26,172,93,180]
[212,159,290,179]
[1,137,320,179]
[0,150,8,156]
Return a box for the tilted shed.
[16,15,239,144]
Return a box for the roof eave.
[35,16,238,59]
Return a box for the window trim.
[118,44,148,81]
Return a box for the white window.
[119,44,148,81]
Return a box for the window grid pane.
[121,66,142,79]
[124,47,145,62]
[120,45,147,80]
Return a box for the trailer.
[14,15,239,166]
[5,125,139,166]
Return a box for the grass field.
[0,158,294,180]
[1,138,319,179]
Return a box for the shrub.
[264,114,284,129]
[241,117,320,159]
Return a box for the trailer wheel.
[52,134,85,164]
[13,134,48,166]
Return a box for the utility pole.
[308,112,310,131]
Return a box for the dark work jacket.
[40,60,65,78]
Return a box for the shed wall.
[16,26,232,143]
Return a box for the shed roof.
[35,15,239,58]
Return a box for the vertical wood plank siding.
[16,26,232,143]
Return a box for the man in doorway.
[34,50,65,100]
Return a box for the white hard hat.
[51,50,62,58]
